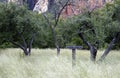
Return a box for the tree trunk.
[28,33,35,55]
[10,40,29,56]
[10,33,36,56]
[78,32,97,62]
[51,27,61,56]
[89,45,97,62]
[23,49,29,56]
[98,32,120,61]
[41,0,70,56]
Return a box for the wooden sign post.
[66,46,83,67]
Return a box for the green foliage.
[0,0,120,49]
[0,42,13,48]
[0,3,46,48]
[58,0,120,49]
[56,17,84,47]
[92,1,120,49]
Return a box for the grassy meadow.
[0,48,120,78]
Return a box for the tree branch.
[41,13,53,30]
[18,32,27,49]
[21,35,27,48]
[78,32,97,61]
[54,0,70,28]
[10,40,25,51]
[78,32,91,47]
[28,33,35,54]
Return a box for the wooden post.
[72,48,76,67]
[66,46,83,67]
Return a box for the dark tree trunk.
[18,32,29,55]
[89,45,97,62]
[23,49,29,56]
[41,14,61,56]
[41,0,70,56]
[28,33,35,55]
[78,32,97,62]
[10,33,36,56]
[10,40,29,56]
[98,32,120,61]
[51,27,61,56]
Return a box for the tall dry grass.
[0,48,120,78]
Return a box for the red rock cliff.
[61,0,113,17]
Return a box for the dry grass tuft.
[0,48,120,78]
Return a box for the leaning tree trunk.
[98,32,120,62]
[10,40,29,56]
[78,32,97,62]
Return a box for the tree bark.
[20,34,27,50]
[28,33,35,55]
[10,32,36,56]
[41,0,70,56]
[10,40,29,55]
[19,33,29,55]
[41,14,61,56]
[98,32,120,61]
[51,27,60,56]
[78,32,97,62]
[89,45,97,62]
